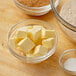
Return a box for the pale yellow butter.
[28,27,42,43]
[42,29,55,39]
[42,38,54,49]
[10,38,22,48]
[16,31,27,38]
[26,50,34,57]
[33,45,48,56]
[18,37,35,54]
[11,25,55,57]
[25,26,33,29]
[17,27,27,32]
[16,26,33,38]
[18,26,33,31]
[33,25,43,29]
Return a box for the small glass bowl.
[13,0,59,16]
[7,19,57,64]
[59,49,76,75]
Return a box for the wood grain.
[0,0,76,76]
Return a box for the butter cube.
[17,27,27,32]
[33,25,43,29]
[10,38,22,48]
[25,26,33,29]
[16,26,33,38]
[28,27,42,43]
[42,38,54,49]
[18,26,33,31]
[33,25,46,31]
[18,37,35,54]
[42,29,55,39]
[26,50,34,57]
[33,45,48,56]
[16,31,27,38]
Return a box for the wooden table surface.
[0,0,76,76]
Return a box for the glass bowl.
[59,49,76,75]
[7,19,58,63]
[50,0,76,42]
[13,0,59,16]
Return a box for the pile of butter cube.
[10,25,55,57]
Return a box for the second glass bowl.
[7,19,58,63]
[13,0,59,16]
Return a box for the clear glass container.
[50,0,76,42]
[13,0,59,16]
[59,49,76,75]
[7,19,57,63]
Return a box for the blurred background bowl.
[13,0,59,16]
[50,0,76,42]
